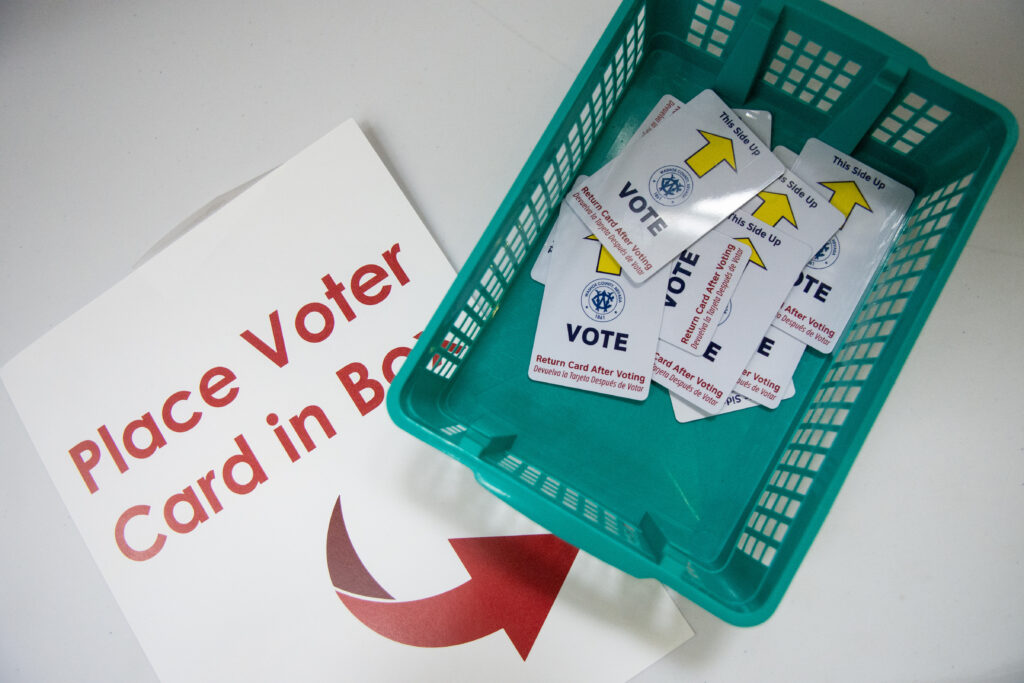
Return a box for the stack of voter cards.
[528,89,914,423]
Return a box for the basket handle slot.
[714,1,783,102]
[712,0,926,154]
[818,59,908,153]
[458,427,518,460]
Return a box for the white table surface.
[2,1,1021,680]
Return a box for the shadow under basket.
[387,0,1017,625]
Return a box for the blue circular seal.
[581,278,626,322]
[808,235,840,269]
[649,165,693,207]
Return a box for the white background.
[1,1,1021,680]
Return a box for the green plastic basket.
[387,0,1016,625]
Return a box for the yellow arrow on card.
[818,180,871,228]
[734,237,766,270]
[751,190,797,228]
[584,234,622,276]
[685,131,736,177]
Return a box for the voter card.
[529,207,671,400]
[539,202,751,360]
[566,89,784,284]
[741,167,845,264]
[720,161,841,408]
[772,145,798,169]
[630,100,768,146]
[732,327,805,408]
[737,109,773,146]
[637,94,685,140]
[670,382,795,423]
[659,231,750,356]
[652,207,820,413]
[653,169,843,412]
[775,139,915,353]
[632,100,777,149]
[531,95,687,286]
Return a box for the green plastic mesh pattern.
[871,91,952,154]
[762,29,863,112]
[686,0,744,58]
[737,170,976,567]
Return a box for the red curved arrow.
[326,498,392,599]
[326,498,578,660]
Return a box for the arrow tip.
[819,180,871,217]
[753,191,797,227]
[701,130,737,170]
[686,130,737,177]
[450,534,579,659]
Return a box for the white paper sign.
[774,138,915,353]
[566,90,783,283]
[2,121,691,682]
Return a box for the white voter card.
[566,89,783,283]
[637,94,684,140]
[638,99,774,146]
[533,99,772,287]
[742,167,845,260]
[722,163,842,407]
[531,95,687,286]
[775,138,915,353]
[659,231,750,356]
[529,207,671,400]
[652,207,821,413]
[773,145,798,169]
[670,382,795,423]
[733,327,805,408]
[640,102,771,145]
[541,205,751,359]
[737,109,773,147]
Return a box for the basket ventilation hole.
[856,169,974,326]
[738,450,812,567]
[440,424,467,437]
[762,30,861,111]
[426,350,457,378]
[871,92,950,154]
[686,0,742,58]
